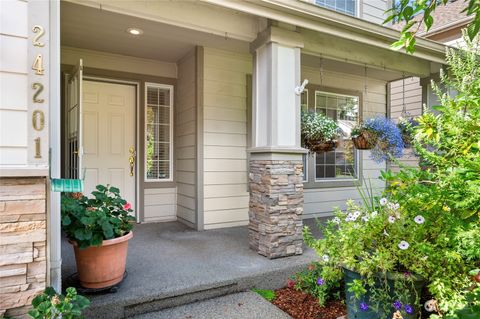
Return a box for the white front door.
[82,80,136,215]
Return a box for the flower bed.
[272,287,346,319]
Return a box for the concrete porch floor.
[61,219,324,318]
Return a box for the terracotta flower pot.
[70,231,133,289]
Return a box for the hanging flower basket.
[305,139,338,152]
[301,111,339,153]
[352,131,376,150]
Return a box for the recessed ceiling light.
[127,28,143,36]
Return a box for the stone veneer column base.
[0,177,47,318]
[248,160,304,259]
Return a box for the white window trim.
[144,82,174,182]
[312,90,360,183]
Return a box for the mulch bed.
[272,287,347,319]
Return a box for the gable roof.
[392,0,471,36]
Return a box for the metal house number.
[31,24,46,160]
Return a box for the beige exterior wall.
[360,0,390,24]
[0,0,29,167]
[175,49,197,226]
[200,49,388,226]
[201,48,252,230]
[389,77,422,170]
[0,177,47,318]
[61,47,177,79]
[301,65,387,218]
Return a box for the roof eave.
[203,0,446,64]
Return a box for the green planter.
[344,268,424,319]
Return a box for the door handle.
[129,147,136,177]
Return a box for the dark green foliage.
[385,0,480,53]
[28,287,90,319]
[61,185,135,249]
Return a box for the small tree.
[386,0,480,53]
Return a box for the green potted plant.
[28,287,90,319]
[61,185,135,289]
[304,194,425,319]
[301,111,339,152]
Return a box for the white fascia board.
[204,0,446,64]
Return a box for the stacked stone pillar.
[249,159,304,258]
[248,24,306,258]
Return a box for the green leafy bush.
[305,34,480,318]
[61,185,135,249]
[28,287,90,319]
[290,262,342,305]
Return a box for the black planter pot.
[343,268,425,319]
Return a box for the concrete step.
[132,291,291,319]
[82,262,307,318]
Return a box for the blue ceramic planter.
[344,268,425,319]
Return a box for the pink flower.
[287,279,295,288]
[123,203,132,210]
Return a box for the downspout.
[49,0,62,293]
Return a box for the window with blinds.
[314,0,356,16]
[145,83,173,181]
[314,91,359,180]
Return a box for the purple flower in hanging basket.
[361,117,404,163]
[316,277,325,286]
[393,300,403,310]
[359,302,369,312]
[404,304,414,315]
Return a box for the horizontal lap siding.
[143,188,177,222]
[361,0,389,24]
[202,48,251,230]
[176,50,197,225]
[301,66,387,218]
[389,77,422,171]
[0,0,28,166]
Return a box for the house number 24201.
[31,25,46,159]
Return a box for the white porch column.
[248,26,307,259]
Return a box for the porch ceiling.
[60,2,250,62]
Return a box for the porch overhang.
[205,0,447,77]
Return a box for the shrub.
[61,185,135,249]
[290,262,342,305]
[28,287,90,319]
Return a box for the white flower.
[332,217,341,224]
[322,254,330,262]
[393,203,400,210]
[353,211,361,218]
[380,198,388,206]
[361,215,369,222]
[370,211,378,218]
[424,299,437,312]
[383,229,390,236]
[414,215,425,224]
[398,241,410,250]
[388,216,396,223]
